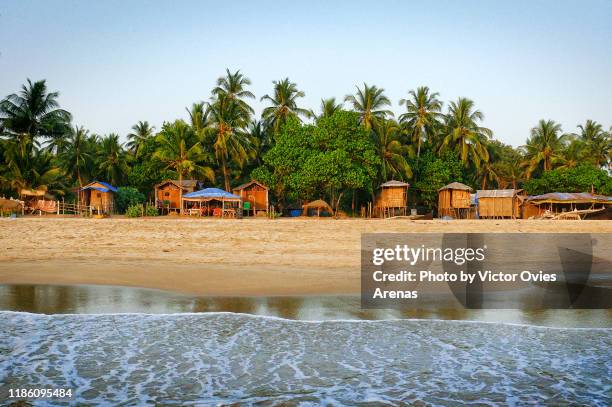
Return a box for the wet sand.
[1,217,611,296]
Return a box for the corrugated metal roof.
[527,192,612,203]
[380,180,410,188]
[439,182,473,192]
[183,188,241,200]
[233,180,269,191]
[477,189,522,198]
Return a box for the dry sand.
[1,217,611,296]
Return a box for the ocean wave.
[1,312,610,406]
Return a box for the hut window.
[96,193,101,198]
[164,192,170,197]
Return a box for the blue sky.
[1,0,611,146]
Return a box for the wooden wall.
[234,185,268,211]
[156,184,182,209]
[438,189,472,218]
[479,197,520,218]
[376,187,406,208]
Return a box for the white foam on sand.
[0,312,610,406]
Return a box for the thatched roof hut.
[438,182,473,219]
[477,189,524,219]
[302,199,333,217]
[375,180,409,217]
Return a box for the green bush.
[144,206,158,216]
[125,204,143,218]
[116,187,145,213]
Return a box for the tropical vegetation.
[1,74,610,214]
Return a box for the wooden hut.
[302,199,333,217]
[438,182,473,219]
[154,180,198,213]
[374,180,409,218]
[477,189,524,219]
[80,181,117,214]
[232,180,269,216]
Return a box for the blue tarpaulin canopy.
[183,188,241,201]
[80,181,118,193]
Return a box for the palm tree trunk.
[222,155,230,192]
[179,172,183,215]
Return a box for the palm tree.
[344,83,393,131]
[60,125,93,187]
[371,119,413,182]
[248,119,272,166]
[317,98,343,119]
[97,133,130,185]
[186,102,210,135]
[213,69,255,116]
[521,120,568,178]
[154,120,214,213]
[399,86,443,162]
[0,79,71,149]
[206,93,254,191]
[126,121,155,158]
[575,120,610,168]
[439,98,492,169]
[261,78,311,134]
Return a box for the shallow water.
[0,312,610,406]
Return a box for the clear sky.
[1,0,611,146]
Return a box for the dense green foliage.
[523,165,612,196]
[115,187,145,213]
[1,75,610,214]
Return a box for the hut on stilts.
[154,180,199,214]
[374,180,409,218]
[232,180,269,217]
[437,182,473,219]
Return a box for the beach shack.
[182,187,242,218]
[477,189,524,219]
[302,199,333,217]
[438,182,473,219]
[524,192,612,219]
[79,181,117,214]
[374,180,409,218]
[232,180,269,216]
[154,180,198,213]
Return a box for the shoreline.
[2,218,611,296]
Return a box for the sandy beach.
[1,217,611,296]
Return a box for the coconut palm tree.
[371,119,413,182]
[399,86,443,162]
[126,121,155,158]
[521,120,569,178]
[575,120,611,168]
[317,98,343,119]
[344,84,393,131]
[439,98,492,169]
[261,78,311,134]
[212,69,255,116]
[60,125,93,187]
[206,93,254,191]
[154,120,215,213]
[0,79,71,149]
[97,133,130,186]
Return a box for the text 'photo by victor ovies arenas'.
[0,1,611,406]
